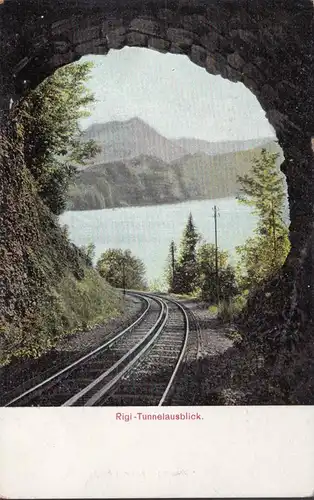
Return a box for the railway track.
[3,293,190,407]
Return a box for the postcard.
[0,0,313,497]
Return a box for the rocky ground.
[0,294,144,405]
[171,297,314,405]
[166,297,246,405]
[169,297,278,405]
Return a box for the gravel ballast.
[0,294,145,404]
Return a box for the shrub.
[208,305,218,315]
[217,294,247,323]
[96,248,147,290]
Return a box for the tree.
[80,242,96,267]
[196,243,238,302]
[16,62,100,215]
[96,249,147,290]
[176,213,200,293]
[236,148,290,289]
[164,240,180,293]
[149,278,167,293]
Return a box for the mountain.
[68,117,283,211]
[67,141,284,211]
[173,136,275,156]
[81,117,275,166]
[81,117,189,165]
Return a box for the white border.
[0,406,313,498]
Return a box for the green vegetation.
[0,200,123,366]
[207,149,289,325]
[164,149,289,327]
[165,214,238,304]
[1,267,122,365]
[0,63,124,366]
[96,249,147,290]
[164,240,177,292]
[208,305,218,315]
[236,148,290,290]
[174,213,199,294]
[217,294,248,324]
[149,278,167,293]
[197,243,238,302]
[49,269,122,333]
[17,62,100,215]
[79,242,96,267]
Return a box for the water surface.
[60,198,258,282]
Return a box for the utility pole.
[170,240,175,291]
[213,205,220,305]
[122,257,126,296]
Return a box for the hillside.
[68,155,185,210]
[81,117,189,165]
[67,141,284,211]
[173,136,274,156]
[171,141,283,199]
[0,131,124,366]
[81,117,275,165]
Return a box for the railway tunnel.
[0,0,313,336]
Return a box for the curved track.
[4,293,190,407]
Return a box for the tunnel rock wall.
[0,0,314,333]
[1,1,313,136]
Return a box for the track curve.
[4,292,190,407]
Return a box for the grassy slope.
[54,269,122,332]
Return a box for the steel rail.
[62,295,168,406]
[101,291,189,407]
[4,293,190,408]
[4,293,151,407]
[157,296,189,406]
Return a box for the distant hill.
[67,135,284,211]
[81,117,189,165]
[81,117,275,166]
[170,141,284,199]
[173,136,275,156]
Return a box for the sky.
[78,47,275,142]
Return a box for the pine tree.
[164,240,178,292]
[176,213,199,293]
[236,148,290,289]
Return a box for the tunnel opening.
[0,0,313,364]
[51,48,287,301]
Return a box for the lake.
[60,197,259,283]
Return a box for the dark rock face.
[0,0,313,332]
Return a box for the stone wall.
[0,0,314,329]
